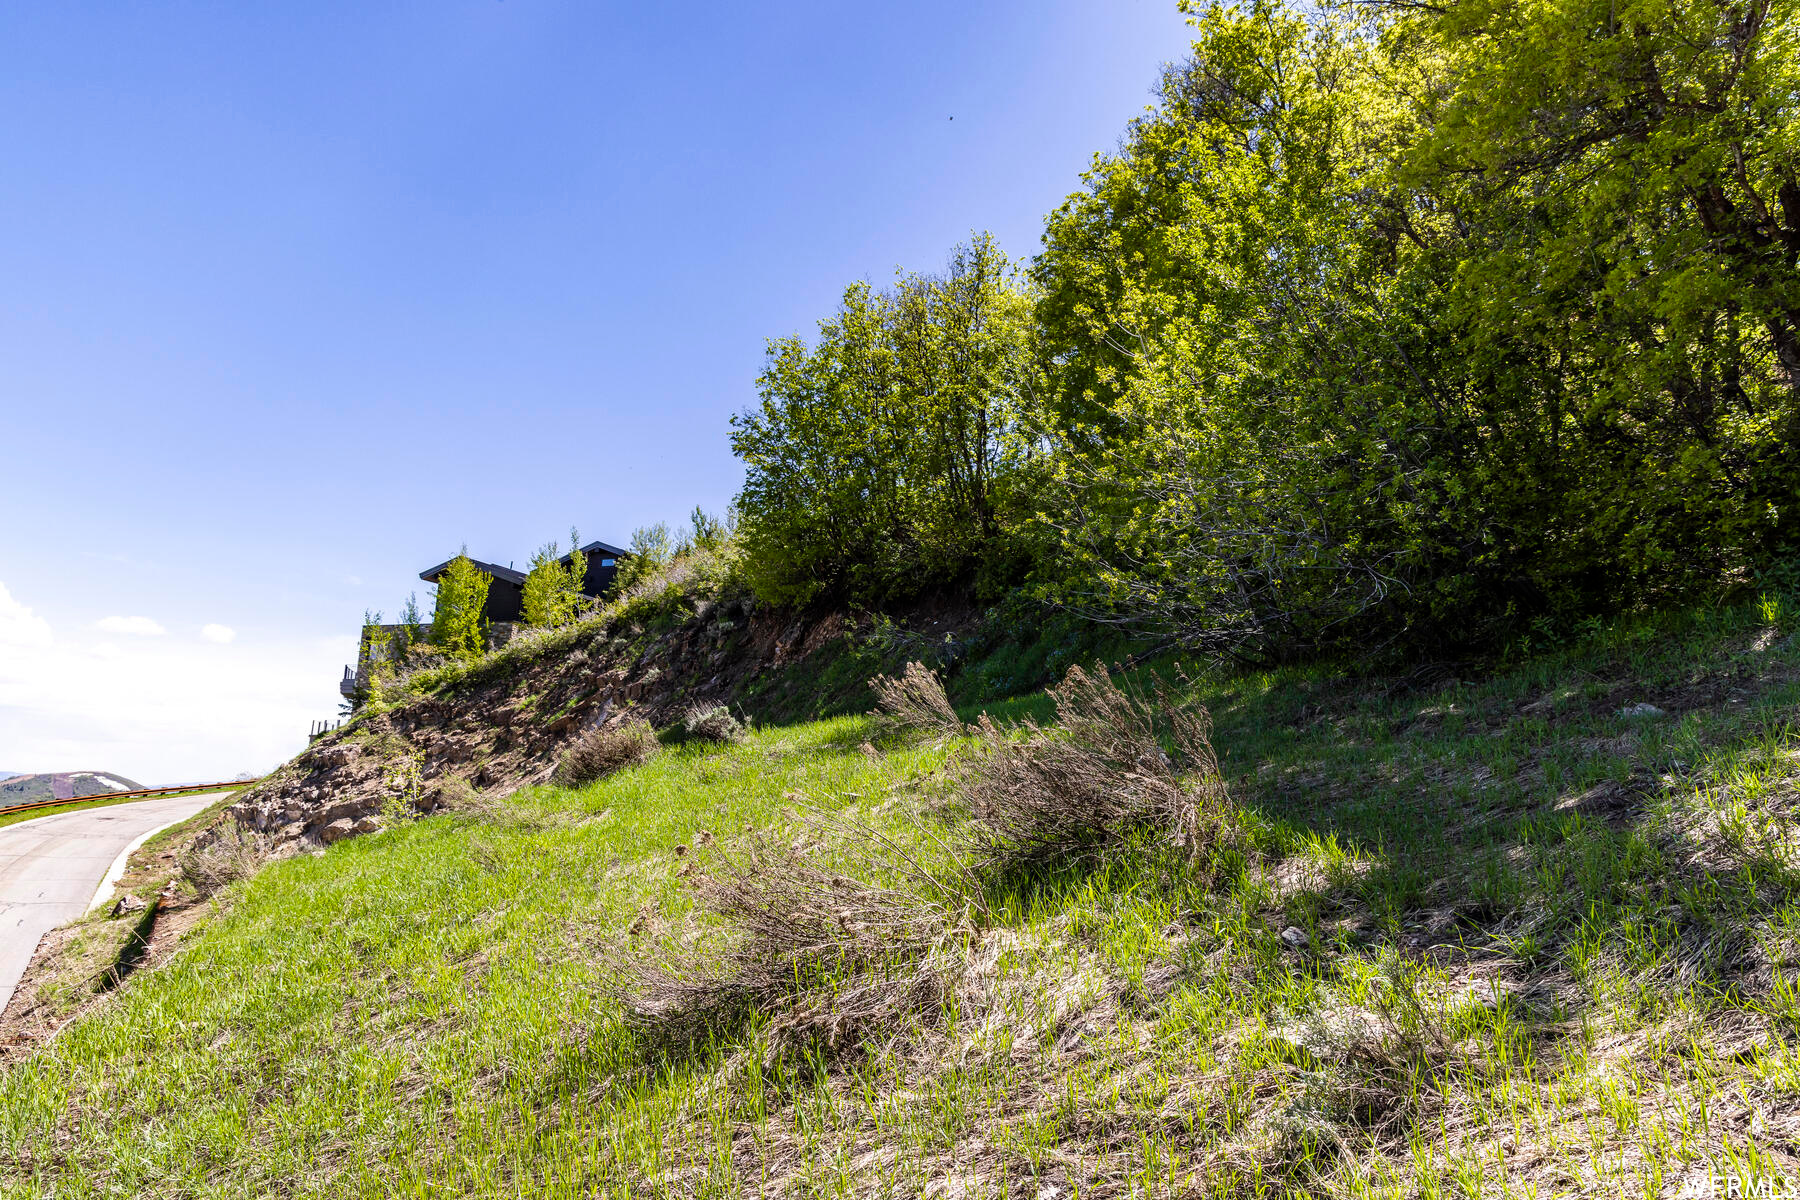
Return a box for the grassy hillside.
[2,598,1798,1195]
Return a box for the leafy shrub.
[686,506,732,553]
[682,705,745,744]
[961,663,1235,870]
[557,720,659,786]
[610,539,741,627]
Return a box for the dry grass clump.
[868,661,963,738]
[1268,982,1466,1161]
[963,663,1235,869]
[682,704,745,745]
[433,775,506,819]
[557,720,659,786]
[614,826,975,1062]
[180,824,268,897]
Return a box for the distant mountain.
[0,771,146,807]
[0,771,18,782]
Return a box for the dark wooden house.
[340,537,633,706]
[561,540,630,599]
[417,538,631,625]
[418,557,529,623]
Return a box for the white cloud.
[0,581,348,784]
[201,623,237,644]
[0,583,52,648]
[96,615,166,636]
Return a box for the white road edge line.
[87,795,233,914]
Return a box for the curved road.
[0,793,226,1008]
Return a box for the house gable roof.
[418,558,528,587]
[560,539,630,565]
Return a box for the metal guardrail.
[0,779,261,821]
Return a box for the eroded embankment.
[220,596,834,855]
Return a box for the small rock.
[111,894,147,917]
[320,818,357,844]
[350,815,382,835]
[321,799,369,825]
[1617,702,1666,719]
[1280,925,1310,949]
[312,744,362,769]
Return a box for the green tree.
[1401,0,1800,398]
[688,507,731,552]
[1035,3,1452,652]
[1387,0,1800,596]
[430,552,491,658]
[520,528,587,627]
[610,522,675,595]
[398,593,424,649]
[731,234,1038,605]
[1030,0,1800,653]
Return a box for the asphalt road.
[0,793,224,1009]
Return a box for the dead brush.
[557,719,659,786]
[180,823,268,897]
[868,661,964,739]
[611,819,981,1064]
[961,662,1235,869]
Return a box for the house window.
[600,558,616,566]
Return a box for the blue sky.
[0,1,1194,782]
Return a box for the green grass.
[3,600,1799,1195]
[0,786,239,832]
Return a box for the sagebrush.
[682,704,745,744]
[613,825,970,1061]
[868,660,962,739]
[961,662,1234,869]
